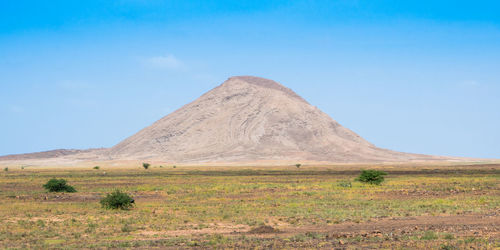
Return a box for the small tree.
[100,190,134,210]
[43,179,77,192]
[356,170,387,185]
[295,164,301,168]
[3,167,8,172]
[93,166,100,170]
[142,163,150,170]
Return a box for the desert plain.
[1,76,499,249]
[1,161,499,249]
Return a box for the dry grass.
[0,163,499,248]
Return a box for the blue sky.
[1,0,499,158]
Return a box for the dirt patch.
[375,189,495,200]
[287,213,500,238]
[131,192,165,201]
[248,225,281,234]
[5,191,164,203]
[4,193,102,202]
[138,223,250,237]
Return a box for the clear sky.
[1,1,499,158]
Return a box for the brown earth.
[132,214,499,247]
[286,214,500,238]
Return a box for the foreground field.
[1,164,499,249]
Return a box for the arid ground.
[1,163,499,249]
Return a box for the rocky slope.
[106,76,439,163]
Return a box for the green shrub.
[100,190,134,210]
[142,163,150,170]
[421,231,438,240]
[3,167,8,172]
[121,224,134,233]
[43,179,77,192]
[295,164,301,168]
[173,165,176,169]
[443,233,455,240]
[93,166,100,170]
[338,181,352,188]
[356,170,387,185]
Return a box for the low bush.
[295,164,301,168]
[43,179,77,192]
[100,190,134,210]
[356,170,387,185]
[93,166,100,170]
[443,233,455,240]
[121,224,134,233]
[3,167,8,172]
[338,181,352,188]
[421,230,438,240]
[142,163,150,170]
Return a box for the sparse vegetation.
[356,170,387,185]
[43,178,76,192]
[0,165,498,248]
[142,163,150,170]
[100,190,135,210]
[338,180,352,188]
[421,231,439,240]
[93,166,100,170]
[440,244,458,250]
[443,233,455,240]
[121,224,134,233]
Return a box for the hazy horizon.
[1,1,500,158]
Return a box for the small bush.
[338,181,352,188]
[3,167,8,172]
[93,166,100,170]
[173,165,176,169]
[100,190,134,210]
[295,164,301,168]
[85,223,97,233]
[356,170,387,185]
[443,233,455,240]
[421,231,438,240]
[43,179,77,192]
[121,224,134,233]
[142,163,150,170]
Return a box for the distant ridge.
[0,149,89,161]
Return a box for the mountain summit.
[107,76,435,163]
